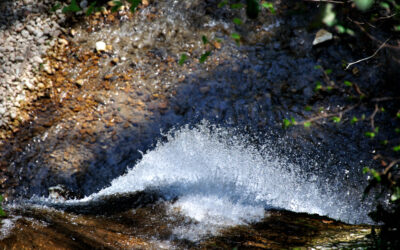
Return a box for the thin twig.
[345,37,391,70]
[372,96,400,102]
[384,159,400,175]
[298,104,359,125]
[376,13,397,20]
[352,22,400,50]
[369,104,379,131]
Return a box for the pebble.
[95,41,106,52]
[32,56,43,64]
[75,79,84,87]
[21,30,29,38]
[24,82,35,90]
[43,64,53,74]
[58,38,68,46]
[313,29,333,46]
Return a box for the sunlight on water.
[26,122,372,241]
[44,122,370,240]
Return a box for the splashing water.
[37,122,373,240]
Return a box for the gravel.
[0,0,66,139]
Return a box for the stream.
[0,0,387,248]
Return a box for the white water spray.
[46,122,372,240]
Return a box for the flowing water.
[0,0,386,248]
[40,123,374,233]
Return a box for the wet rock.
[48,184,75,201]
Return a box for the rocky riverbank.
[0,0,69,140]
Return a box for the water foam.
[54,122,371,240]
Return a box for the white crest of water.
[72,122,372,240]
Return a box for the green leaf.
[346,29,355,36]
[370,169,381,182]
[351,116,358,124]
[336,25,346,33]
[361,114,366,120]
[202,35,208,45]
[283,118,291,129]
[323,4,336,26]
[290,117,297,125]
[380,2,390,9]
[261,2,275,13]
[0,208,5,217]
[314,65,322,70]
[354,0,374,11]
[396,111,400,118]
[326,86,333,91]
[391,187,400,202]
[111,1,123,12]
[395,128,400,133]
[365,131,375,138]
[127,0,141,12]
[51,3,61,12]
[324,69,332,75]
[86,1,98,16]
[332,116,341,123]
[199,51,211,63]
[304,105,312,111]
[62,0,81,13]
[0,195,5,217]
[178,54,187,66]
[262,2,273,8]
[314,81,322,92]
[231,3,244,9]
[381,140,388,145]
[394,25,400,32]
[363,167,381,182]
[393,145,400,152]
[303,121,311,128]
[374,126,379,133]
[231,33,241,40]
[344,80,353,87]
[218,0,228,8]
[233,18,243,25]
